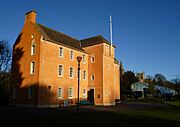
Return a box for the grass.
[166,101,180,106]
[119,109,180,123]
[0,103,180,127]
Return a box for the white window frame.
[69,67,74,78]
[30,61,35,74]
[59,47,63,58]
[58,64,63,77]
[28,86,33,99]
[91,74,95,81]
[57,87,63,98]
[83,89,86,98]
[68,87,73,98]
[31,34,34,39]
[82,54,86,63]
[83,70,87,80]
[70,50,74,60]
[31,42,36,55]
[91,55,95,63]
[13,87,17,99]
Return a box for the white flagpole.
[110,15,113,55]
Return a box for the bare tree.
[0,40,12,105]
[0,40,11,79]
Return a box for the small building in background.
[131,81,177,98]
[131,82,148,98]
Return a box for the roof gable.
[80,35,116,47]
[36,23,83,51]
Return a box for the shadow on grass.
[0,106,180,127]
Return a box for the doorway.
[88,89,94,104]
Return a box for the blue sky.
[0,0,180,80]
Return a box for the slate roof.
[80,35,116,48]
[35,24,117,55]
[36,23,83,51]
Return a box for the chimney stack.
[25,10,37,24]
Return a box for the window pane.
[31,43,36,55]
[31,34,34,39]
[32,62,35,73]
[69,67,73,78]
[91,56,95,63]
[91,74,95,80]
[83,89,86,98]
[30,62,35,74]
[70,50,74,60]
[83,71,86,79]
[58,88,62,98]
[59,65,63,76]
[68,88,73,98]
[60,47,63,57]
[82,54,85,63]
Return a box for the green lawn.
[166,101,180,106]
[118,109,180,123]
[0,103,180,127]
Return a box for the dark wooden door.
[88,89,94,104]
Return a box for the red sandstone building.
[10,10,120,107]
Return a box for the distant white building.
[131,82,148,92]
[131,82,178,97]
[155,85,177,96]
[131,82,148,97]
